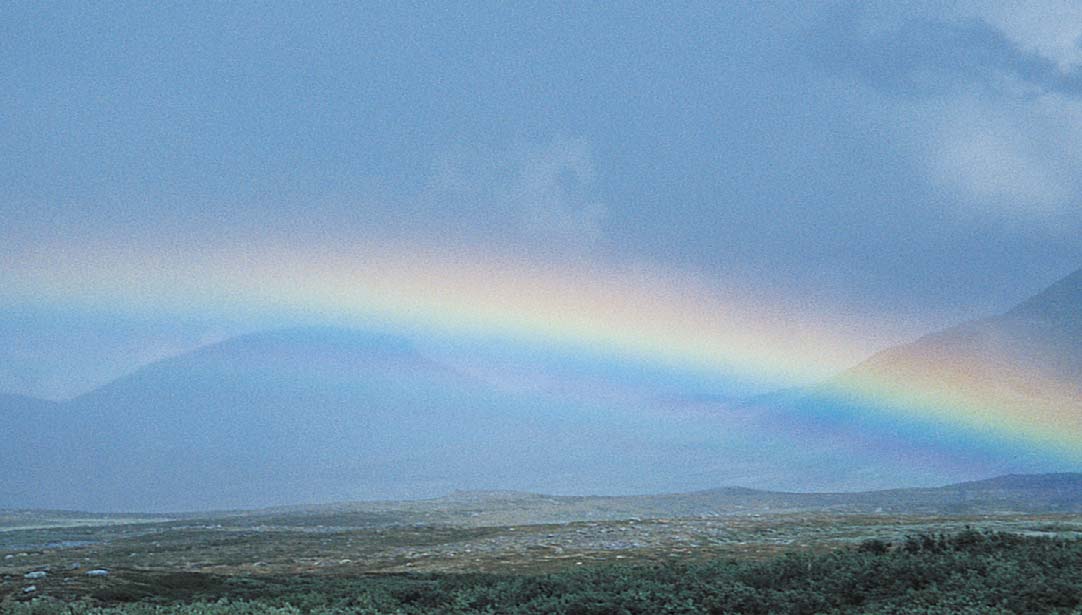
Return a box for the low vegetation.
[5,531,1082,614]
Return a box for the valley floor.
[3,510,1082,612]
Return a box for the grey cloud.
[813,5,1082,99]
[425,137,606,254]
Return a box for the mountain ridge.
[756,266,1082,469]
[2,268,1080,512]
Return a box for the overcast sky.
[3,1,1082,399]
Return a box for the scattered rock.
[22,585,36,594]
[85,569,110,577]
[24,571,47,579]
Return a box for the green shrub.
[4,532,1081,614]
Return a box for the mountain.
[842,267,1082,450]
[1,328,754,511]
[749,267,1082,484]
[0,392,60,433]
[13,328,519,510]
[3,269,1080,512]
[853,266,1082,392]
[0,394,62,504]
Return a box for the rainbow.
[5,238,1081,463]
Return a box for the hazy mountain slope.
[0,393,61,443]
[0,392,60,428]
[839,268,1082,459]
[33,328,523,510]
[6,328,763,511]
[740,268,1082,486]
[851,266,1082,398]
[0,394,63,504]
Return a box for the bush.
[4,531,1081,614]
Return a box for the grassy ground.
[3,509,1082,606]
[3,530,1082,613]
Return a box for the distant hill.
[7,473,1081,526]
[182,473,1082,527]
[570,472,1082,517]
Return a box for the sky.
[3,1,1082,401]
